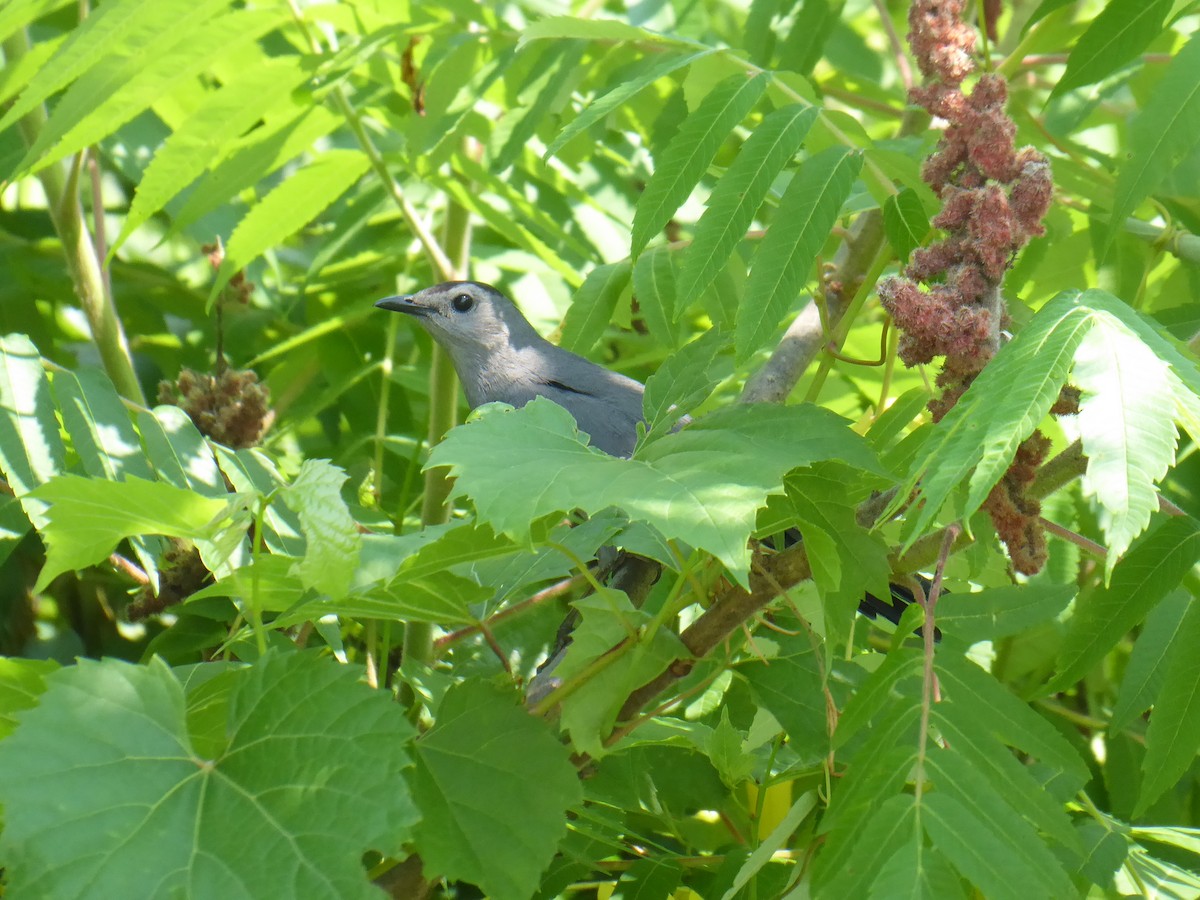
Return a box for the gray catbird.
[376,280,924,635]
[375,281,644,457]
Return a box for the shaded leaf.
[632,245,678,347]
[560,261,631,354]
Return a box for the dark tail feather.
[858,577,942,641]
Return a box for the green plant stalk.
[3,33,145,405]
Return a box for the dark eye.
[452,293,474,312]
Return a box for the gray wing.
[538,351,645,457]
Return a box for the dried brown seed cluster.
[158,367,273,449]
[880,0,1063,574]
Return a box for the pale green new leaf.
[278,459,361,601]
[676,104,818,310]
[0,654,416,899]
[1046,516,1200,694]
[412,680,583,900]
[14,8,286,179]
[738,147,862,362]
[1103,32,1200,253]
[114,56,313,254]
[426,398,881,585]
[1049,0,1173,100]
[631,73,768,258]
[632,245,677,348]
[559,261,631,353]
[29,474,232,592]
[0,333,64,529]
[544,49,716,160]
[1076,317,1178,574]
[211,149,371,303]
[1138,598,1200,815]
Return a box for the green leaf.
[817,793,919,896]
[641,327,727,433]
[52,367,154,482]
[1076,317,1179,574]
[0,657,56,741]
[1049,0,1173,100]
[871,837,967,899]
[1137,596,1200,815]
[412,679,583,900]
[631,73,769,258]
[0,653,416,899]
[490,41,586,172]
[1111,588,1190,728]
[427,398,881,585]
[720,791,818,900]
[882,187,931,263]
[28,474,232,592]
[738,147,862,362]
[211,149,371,303]
[13,8,286,179]
[676,104,818,310]
[0,0,224,137]
[278,459,361,601]
[632,245,678,347]
[519,15,698,48]
[1103,32,1200,253]
[559,261,631,354]
[544,48,716,161]
[0,0,71,46]
[741,629,827,752]
[936,583,1075,643]
[137,405,226,497]
[614,859,683,899]
[113,56,313,254]
[0,333,65,529]
[1047,516,1200,693]
[707,709,756,788]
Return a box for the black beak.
[375,295,432,316]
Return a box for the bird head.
[375,281,541,360]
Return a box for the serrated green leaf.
[936,583,1075,643]
[1076,317,1178,574]
[427,398,881,585]
[1137,596,1200,815]
[1111,588,1190,728]
[631,73,768,258]
[677,104,818,310]
[559,261,631,353]
[519,15,697,49]
[278,459,361,601]
[721,791,817,900]
[138,405,226,497]
[870,837,967,900]
[544,48,716,161]
[412,679,583,900]
[1049,0,1172,100]
[13,8,286,180]
[0,654,416,899]
[632,245,678,347]
[490,41,586,171]
[741,630,827,752]
[53,367,154,482]
[0,0,225,137]
[278,572,491,627]
[923,792,1074,900]
[0,333,65,529]
[641,328,727,433]
[113,56,313,254]
[817,793,919,897]
[738,147,862,362]
[211,149,370,304]
[0,657,56,741]
[882,187,930,263]
[29,474,232,592]
[614,859,683,899]
[168,104,341,239]
[1103,32,1200,254]
[1047,516,1200,693]
[707,709,756,788]
[215,446,305,557]
[0,0,71,46]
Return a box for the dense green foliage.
[1,0,1199,897]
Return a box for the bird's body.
[376,281,644,456]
